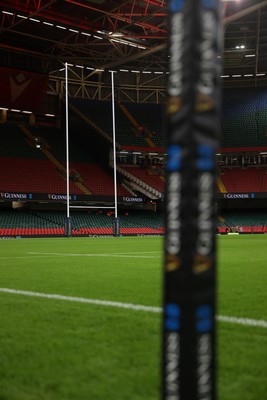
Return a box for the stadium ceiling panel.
[0,0,266,85]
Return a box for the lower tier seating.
[0,209,164,236]
[1,209,267,236]
[217,211,267,233]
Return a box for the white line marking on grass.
[0,256,65,260]
[216,315,267,328]
[0,288,161,313]
[28,252,161,259]
[0,252,160,261]
[0,288,267,329]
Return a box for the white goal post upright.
[64,62,72,236]
[63,64,119,236]
[111,70,120,236]
[111,71,118,220]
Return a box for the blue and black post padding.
[162,0,221,399]
[64,217,72,237]
[112,217,120,236]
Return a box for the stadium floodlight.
[56,25,67,30]
[162,1,221,399]
[34,137,42,150]
[29,18,40,22]
[2,11,13,15]
[43,21,54,26]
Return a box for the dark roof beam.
[224,0,267,25]
[64,0,167,34]
[0,0,59,34]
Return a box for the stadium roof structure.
[0,0,267,89]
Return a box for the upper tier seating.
[122,102,166,147]
[220,168,267,192]
[71,161,131,196]
[0,120,132,196]
[71,98,149,147]
[71,89,267,149]
[0,123,46,159]
[121,165,165,193]
[0,157,83,194]
[221,87,267,148]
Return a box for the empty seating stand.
[123,102,166,148]
[1,208,267,237]
[0,123,47,160]
[220,168,267,193]
[0,157,83,194]
[71,91,267,151]
[71,162,131,196]
[217,211,267,233]
[121,165,165,193]
[0,209,164,236]
[221,88,267,148]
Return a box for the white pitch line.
[0,256,66,260]
[216,315,267,328]
[0,252,160,260]
[0,288,160,313]
[29,251,159,254]
[28,252,161,259]
[0,288,266,329]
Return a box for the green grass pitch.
[0,235,266,400]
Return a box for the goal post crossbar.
[69,206,116,209]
